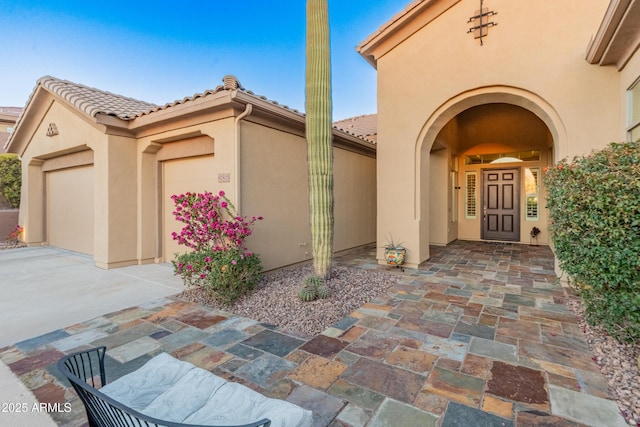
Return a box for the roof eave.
[332,129,377,158]
[356,0,460,68]
[128,90,237,135]
[586,0,640,69]
[3,86,51,156]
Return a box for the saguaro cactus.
[305,0,334,280]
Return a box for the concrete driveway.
[0,246,184,426]
[0,246,184,348]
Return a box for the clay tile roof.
[333,114,377,143]
[0,107,22,118]
[11,75,374,150]
[139,74,304,118]
[39,76,157,120]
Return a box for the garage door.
[46,166,94,255]
[162,155,217,262]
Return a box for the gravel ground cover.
[568,300,640,426]
[0,240,25,249]
[179,264,398,338]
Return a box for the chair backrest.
[58,346,107,389]
[57,347,271,427]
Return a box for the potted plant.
[384,235,406,266]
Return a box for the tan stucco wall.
[17,98,141,268]
[373,0,621,266]
[18,99,103,251]
[16,92,376,272]
[334,148,377,252]
[241,121,376,271]
[136,114,236,265]
[93,134,138,268]
[241,122,312,270]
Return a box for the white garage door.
[162,155,217,262]
[46,166,94,255]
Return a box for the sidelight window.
[465,171,477,219]
[525,168,539,220]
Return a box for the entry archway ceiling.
[454,103,552,153]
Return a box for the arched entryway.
[415,86,566,258]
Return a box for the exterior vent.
[46,123,59,137]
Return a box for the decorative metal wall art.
[467,0,497,45]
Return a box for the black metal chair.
[57,347,271,427]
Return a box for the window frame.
[627,77,640,142]
[525,167,540,221]
[465,171,477,219]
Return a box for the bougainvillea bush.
[544,142,639,343]
[171,191,263,305]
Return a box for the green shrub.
[174,247,262,306]
[544,141,640,343]
[0,154,21,209]
[205,248,262,305]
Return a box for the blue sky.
[1,1,409,120]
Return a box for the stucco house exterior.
[0,107,22,150]
[5,0,639,272]
[4,76,376,270]
[358,0,640,268]
[0,107,22,237]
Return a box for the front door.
[482,168,520,241]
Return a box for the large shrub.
[544,142,640,343]
[0,154,21,209]
[171,191,263,305]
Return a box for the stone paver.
[548,384,629,427]
[0,241,629,426]
[369,398,438,427]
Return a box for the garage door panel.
[46,166,94,255]
[163,156,217,261]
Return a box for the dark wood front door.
[482,168,520,241]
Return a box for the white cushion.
[101,353,313,427]
[100,353,194,411]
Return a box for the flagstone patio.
[0,241,628,426]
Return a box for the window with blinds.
[465,172,477,219]
[525,168,539,220]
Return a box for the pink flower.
[231,260,237,265]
